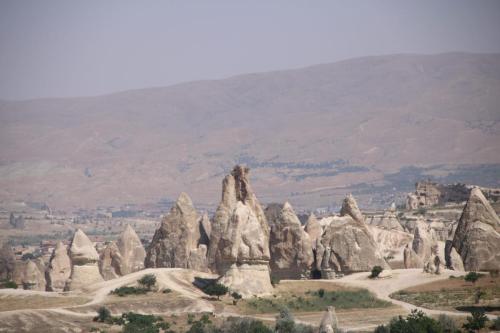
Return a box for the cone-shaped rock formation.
[46,242,71,291]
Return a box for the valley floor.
[0,268,485,333]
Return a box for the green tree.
[388,309,443,333]
[93,306,111,323]
[202,283,228,300]
[463,310,488,332]
[138,274,156,291]
[464,272,481,286]
[231,291,242,305]
[370,266,383,279]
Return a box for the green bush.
[464,272,482,285]
[202,283,228,300]
[373,325,389,333]
[221,317,273,333]
[491,316,500,330]
[110,286,147,297]
[275,307,314,333]
[120,312,168,333]
[437,314,459,333]
[318,289,325,298]
[138,274,156,291]
[93,306,112,323]
[3,280,17,289]
[162,288,172,294]
[463,310,489,332]
[271,276,281,286]
[387,309,443,333]
[370,266,383,279]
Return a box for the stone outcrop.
[411,219,438,263]
[317,215,389,276]
[99,242,121,280]
[369,226,413,260]
[444,240,464,271]
[452,188,500,271]
[304,213,322,247]
[319,306,339,333]
[403,244,423,269]
[22,259,46,291]
[315,195,389,277]
[145,193,208,272]
[208,165,273,297]
[406,193,419,210]
[340,194,365,224]
[367,203,404,231]
[266,202,314,279]
[0,243,16,280]
[116,224,146,275]
[199,213,211,246]
[65,229,103,291]
[46,242,71,291]
[423,245,441,274]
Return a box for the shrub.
[162,288,172,294]
[3,280,17,289]
[491,316,500,330]
[275,307,315,333]
[110,286,147,297]
[221,317,273,333]
[138,274,156,291]
[474,288,486,304]
[202,283,228,300]
[437,314,459,333]
[370,266,383,279]
[120,312,168,333]
[387,309,443,333]
[464,272,481,285]
[373,325,389,333]
[463,310,489,332]
[318,288,325,298]
[93,306,111,323]
[231,291,243,305]
[271,276,281,286]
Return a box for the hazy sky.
[1,1,500,100]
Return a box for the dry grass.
[0,294,89,312]
[391,275,500,314]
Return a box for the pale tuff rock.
[317,195,389,276]
[319,306,339,333]
[444,242,465,271]
[46,242,71,291]
[22,259,46,291]
[66,229,103,291]
[369,226,413,260]
[452,187,500,271]
[266,202,314,279]
[305,213,322,249]
[69,229,100,265]
[0,243,16,280]
[199,213,211,246]
[403,244,424,269]
[411,219,438,263]
[318,214,389,276]
[406,193,419,210]
[340,194,365,224]
[67,265,105,291]
[423,245,441,274]
[99,242,121,280]
[367,203,404,231]
[117,224,146,275]
[146,193,208,272]
[208,165,272,297]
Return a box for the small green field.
[241,288,392,314]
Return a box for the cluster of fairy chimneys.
[3,166,498,296]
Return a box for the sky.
[1,0,500,100]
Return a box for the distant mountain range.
[1,52,499,211]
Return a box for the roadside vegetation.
[242,288,391,314]
[109,274,157,297]
[390,273,500,314]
